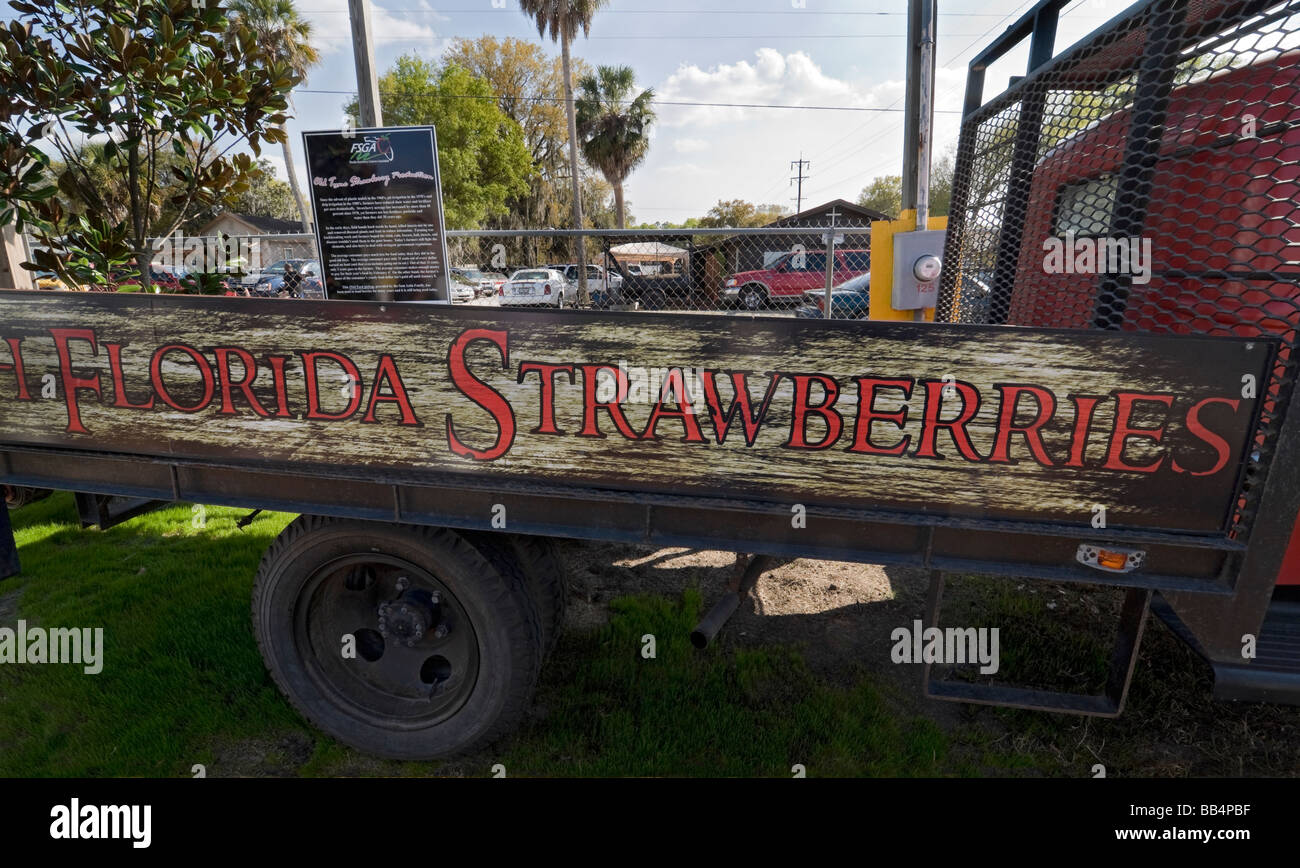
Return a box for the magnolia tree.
[0,0,298,291]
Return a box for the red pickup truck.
[723,248,870,310]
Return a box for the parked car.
[452,267,501,298]
[499,268,572,307]
[449,273,476,303]
[33,271,66,291]
[244,258,318,288]
[723,248,871,310]
[252,261,322,298]
[794,272,871,319]
[554,263,621,297]
[484,272,508,295]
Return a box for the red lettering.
[49,327,102,435]
[105,343,155,410]
[446,328,516,460]
[518,362,574,435]
[642,368,706,443]
[848,377,913,456]
[913,379,983,461]
[987,384,1056,467]
[0,337,31,400]
[1172,397,1240,476]
[783,374,842,450]
[578,364,639,440]
[300,350,363,421]
[150,344,215,413]
[699,371,781,447]
[1064,395,1102,468]
[267,355,292,418]
[362,354,420,425]
[213,347,270,417]
[1102,392,1173,473]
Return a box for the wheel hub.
[377,585,442,648]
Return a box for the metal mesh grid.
[937,0,1300,537]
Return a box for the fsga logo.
[349,135,394,163]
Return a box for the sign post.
[303,126,451,302]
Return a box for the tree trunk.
[614,182,626,230]
[125,106,149,292]
[560,26,588,304]
[281,96,313,236]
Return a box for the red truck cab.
[1000,53,1300,584]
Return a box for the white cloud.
[626,50,968,221]
[672,138,710,154]
[303,0,443,59]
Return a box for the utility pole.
[902,0,937,221]
[790,155,810,214]
[349,0,383,127]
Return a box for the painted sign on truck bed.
[0,292,1274,533]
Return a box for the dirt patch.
[553,539,955,720]
[209,731,315,777]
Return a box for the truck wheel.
[4,486,52,510]
[461,532,568,659]
[251,516,542,759]
[740,285,766,311]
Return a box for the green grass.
[1,494,300,776]
[501,591,946,777]
[1,494,947,777]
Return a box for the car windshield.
[512,271,548,281]
[461,270,485,281]
[833,273,870,291]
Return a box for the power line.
[298,8,1048,15]
[306,33,990,41]
[294,88,964,113]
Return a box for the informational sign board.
[302,126,451,302]
[0,292,1275,534]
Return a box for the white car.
[500,269,573,307]
[449,274,476,303]
[556,263,622,293]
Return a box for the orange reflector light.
[1097,550,1129,571]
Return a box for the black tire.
[461,532,568,659]
[4,486,52,510]
[740,284,766,311]
[252,516,542,759]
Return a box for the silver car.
[500,269,573,307]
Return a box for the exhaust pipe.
[690,555,773,648]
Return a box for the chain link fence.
[445,227,873,316]
[108,226,880,317]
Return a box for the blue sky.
[46,0,1128,225]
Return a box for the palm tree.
[575,66,653,230]
[226,0,319,233]
[519,0,607,301]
